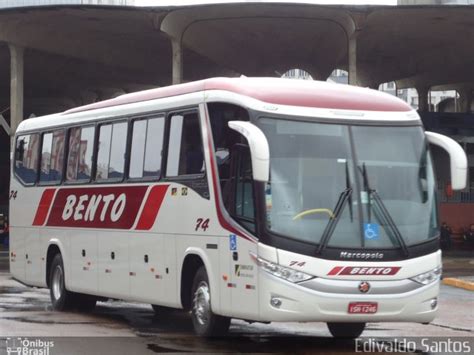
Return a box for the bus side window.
[233,147,256,233]
[166,111,204,177]
[96,121,127,181]
[15,133,40,185]
[129,116,165,179]
[39,130,65,184]
[66,126,95,182]
[207,103,249,190]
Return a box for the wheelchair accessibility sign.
[229,234,237,251]
[364,223,380,240]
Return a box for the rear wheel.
[49,253,75,311]
[191,266,230,337]
[327,322,366,339]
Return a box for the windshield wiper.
[360,164,371,222]
[316,160,353,254]
[359,163,409,257]
[346,161,353,222]
[316,187,352,255]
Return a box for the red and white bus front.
[225,113,463,338]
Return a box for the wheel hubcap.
[193,281,210,326]
[52,265,63,300]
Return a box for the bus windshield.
[258,117,438,250]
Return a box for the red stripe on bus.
[46,186,147,229]
[327,266,344,276]
[32,189,56,226]
[135,184,169,230]
[327,266,401,276]
[337,266,401,276]
[65,78,411,115]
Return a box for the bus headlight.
[250,253,314,283]
[410,266,442,285]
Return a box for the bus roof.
[65,77,412,115]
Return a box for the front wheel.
[191,266,230,337]
[327,322,366,339]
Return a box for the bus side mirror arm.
[425,131,467,190]
[228,121,269,182]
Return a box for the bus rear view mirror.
[425,131,467,190]
[228,121,269,182]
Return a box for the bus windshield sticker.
[364,223,379,241]
[265,183,272,226]
[360,191,369,204]
[229,234,237,251]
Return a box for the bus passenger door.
[227,144,259,319]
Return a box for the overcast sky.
[135,1,397,6]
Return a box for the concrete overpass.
[1,1,473,130]
[0,1,473,218]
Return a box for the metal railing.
[437,181,474,203]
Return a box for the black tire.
[191,266,230,337]
[49,253,76,311]
[327,322,366,339]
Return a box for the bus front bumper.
[258,272,439,323]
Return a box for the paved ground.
[0,252,8,273]
[442,253,474,278]
[0,253,473,354]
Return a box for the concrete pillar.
[171,38,183,85]
[459,88,473,113]
[416,86,430,112]
[310,70,324,81]
[348,35,358,86]
[9,44,24,148]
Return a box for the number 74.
[195,218,210,232]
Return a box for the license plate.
[348,302,378,314]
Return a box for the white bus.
[10,78,467,338]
